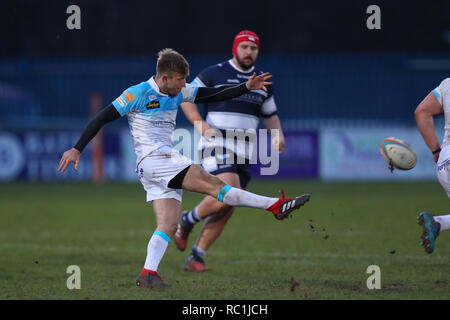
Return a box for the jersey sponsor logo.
[227,79,240,84]
[116,96,127,107]
[438,159,450,172]
[146,100,160,109]
[148,94,157,100]
[124,92,135,102]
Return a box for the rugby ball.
[380,137,417,171]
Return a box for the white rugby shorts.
[137,146,192,203]
[437,146,450,198]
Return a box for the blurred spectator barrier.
[0,127,439,182]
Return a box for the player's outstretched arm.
[57,104,120,173]
[414,92,444,162]
[194,72,272,104]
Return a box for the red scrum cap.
[232,30,260,56]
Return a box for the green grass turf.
[0,180,448,300]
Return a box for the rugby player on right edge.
[415,78,450,253]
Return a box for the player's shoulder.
[183,82,197,91]
[195,61,231,86]
[439,78,450,87]
[253,65,267,75]
[199,61,229,74]
[121,80,151,100]
[113,80,150,111]
[433,78,450,94]
[125,80,151,94]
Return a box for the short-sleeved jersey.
[112,76,198,163]
[190,59,278,159]
[432,78,450,149]
[191,59,277,130]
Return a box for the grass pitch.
[0,180,448,300]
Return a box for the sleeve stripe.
[261,95,277,115]
[432,89,441,99]
[193,86,199,99]
[192,77,207,88]
[261,111,278,118]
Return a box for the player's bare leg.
[181,164,225,196]
[184,206,235,271]
[136,198,180,289]
[175,171,239,250]
[152,198,180,237]
[177,172,240,270]
[198,207,234,251]
[181,164,310,216]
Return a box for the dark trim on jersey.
[194,83,249,104]
[168,165,192,189]
[261,111,278,118]
[73,104,120,152]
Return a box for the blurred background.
[1,0,449,182]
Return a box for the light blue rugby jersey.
[112,76,199,163]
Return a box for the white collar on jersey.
[147,76,168,96]
[228,59,255,74]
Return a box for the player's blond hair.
[156,48,189,77]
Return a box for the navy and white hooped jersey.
[191,59,278,130]
[190,59,278,159]
[432,78,450,149]
[112,76,198,163]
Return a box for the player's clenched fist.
[58,148,81,173]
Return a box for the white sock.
[435,214,450,231]
[217,185,277,210]
[143,230,170,271]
